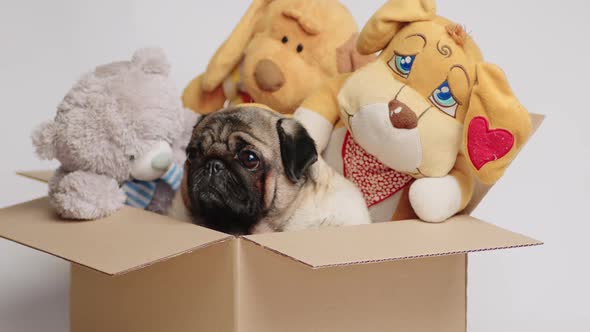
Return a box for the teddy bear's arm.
[182,74,226,115]
[294,74,351,152]
[49,167,127,220]
[408,154,475,223]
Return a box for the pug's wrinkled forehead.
[190,106,283,157]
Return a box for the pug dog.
[179,105,371,235]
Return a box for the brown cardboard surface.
[71,239,237,332]
[237,239,467,332]
[244,215,542,268]
[16,170,54,183]
[0,197,231,275]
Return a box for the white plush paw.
[409,175,462,223]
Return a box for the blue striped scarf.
[121,163,183,209]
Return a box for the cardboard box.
[0,115,543,332]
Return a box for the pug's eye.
[281,36,289,44]
[237,150,260,170]
[389,54,416,78]
[429,80,459,118]
[186,148,198,163]
[296,44,304,53]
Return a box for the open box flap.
[0,197,232,276]
[243,215,542,268]
[16,170,53,183]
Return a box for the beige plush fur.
[182,0,374,116]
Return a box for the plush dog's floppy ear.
[357,0,437,55]
[202,0,275,92]
[337,34,377,73]
[277,118,318,183]
[463,63,532,185]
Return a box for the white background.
[0,0,588,331]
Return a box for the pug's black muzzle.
[188,159,262,235]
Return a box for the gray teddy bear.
[32,48,199,220]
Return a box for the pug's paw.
[50,171,126,220]
[409,175,462,223]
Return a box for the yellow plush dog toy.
[182,0,374,115]
[295,0,532,223]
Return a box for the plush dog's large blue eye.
[430,80,459,118]
[390,54,416,78]
[433,81,455,106]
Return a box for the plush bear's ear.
[31,120,58,160]
[132,47,171,76]
[277,118,318,183]
[336,34,377,73]
[357,0,437,55]
[463,63,532,185]
[202,0,275,92]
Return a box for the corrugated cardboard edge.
[0,229,234,277]
[111,236,235,276]
[240,237,315,268]
[16,170,53,183]
[464,255,469,331]
[241,231,542,270]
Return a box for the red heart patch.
[467,116,515,170]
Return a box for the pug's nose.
[389,99,418,129]
[206,159,225,175]
[254,59,285,92]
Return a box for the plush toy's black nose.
[206,159,225,175]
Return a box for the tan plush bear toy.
[182,0,374,115]
[295,0,533,223]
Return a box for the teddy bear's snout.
[388,99,417,130]
[130,141,174,181]
[254,59,285,92]
[151,152,172,171]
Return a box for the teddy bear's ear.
[462,63,532,185]
[357,0,437,55]
[31,120,58,160]
[132,47,171,76]
[336,34,377,73]
[202,0,275,92]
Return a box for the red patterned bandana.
[238,91,255,104]
[342,131,414,207]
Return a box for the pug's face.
[185,106,317,235]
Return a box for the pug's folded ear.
[277,118,318,183]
